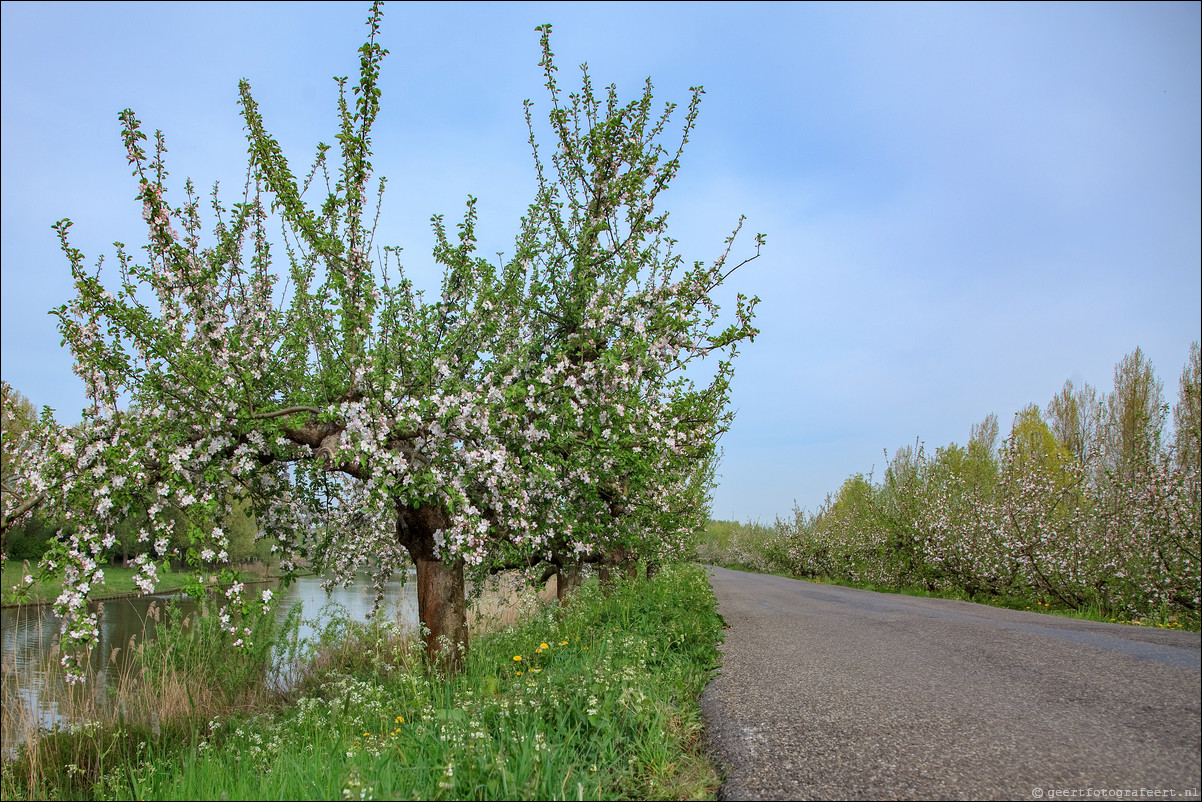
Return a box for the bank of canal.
[1,571,422,749]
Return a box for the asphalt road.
[699,566,1201,801]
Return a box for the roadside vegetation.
[1,563,723,801]
[0,0,758,686]
[0,6,745,799]
[700,519,1192,631]
[698,344,1201,633]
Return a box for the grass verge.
[2,563,725,801]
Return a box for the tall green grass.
[1,594,301,800]
[2,564,724,801]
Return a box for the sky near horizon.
[2,1,1199,523]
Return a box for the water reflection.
[1,572,419,749]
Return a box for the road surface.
[699,566,1201,800]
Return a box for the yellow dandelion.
[559,640,568,646]
[395,715,404,723]
[513,655,523,661]
[540,642,549,650]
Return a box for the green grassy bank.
[2,562,194,606]
[1,563,725,801]
[0,562,278,606]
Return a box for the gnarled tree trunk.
[397,503,468,673]
[556,561,583,602]
[414,552,468,673]
[599,546,637,590]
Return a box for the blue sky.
[2,1,1199,523]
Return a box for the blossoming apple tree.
[504,26,761,591]
[0,3,761,678]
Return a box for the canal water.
[1,572,420,749]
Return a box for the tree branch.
[251,405,323,420]
[0,490,45,534]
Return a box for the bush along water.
[1,563,724,801]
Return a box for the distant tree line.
[698,343,1201,625]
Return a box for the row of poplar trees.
[771,344,1200,622]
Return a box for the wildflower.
[513,655,522,662]
[539,642,549,650]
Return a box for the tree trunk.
[599,548,622,591]
[414,553,468,674]
[397,502,468,674]
[556,561,583,602]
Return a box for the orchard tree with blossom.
[503,26,761,592]
[0,2,761,677]
[746,347,1199,624]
